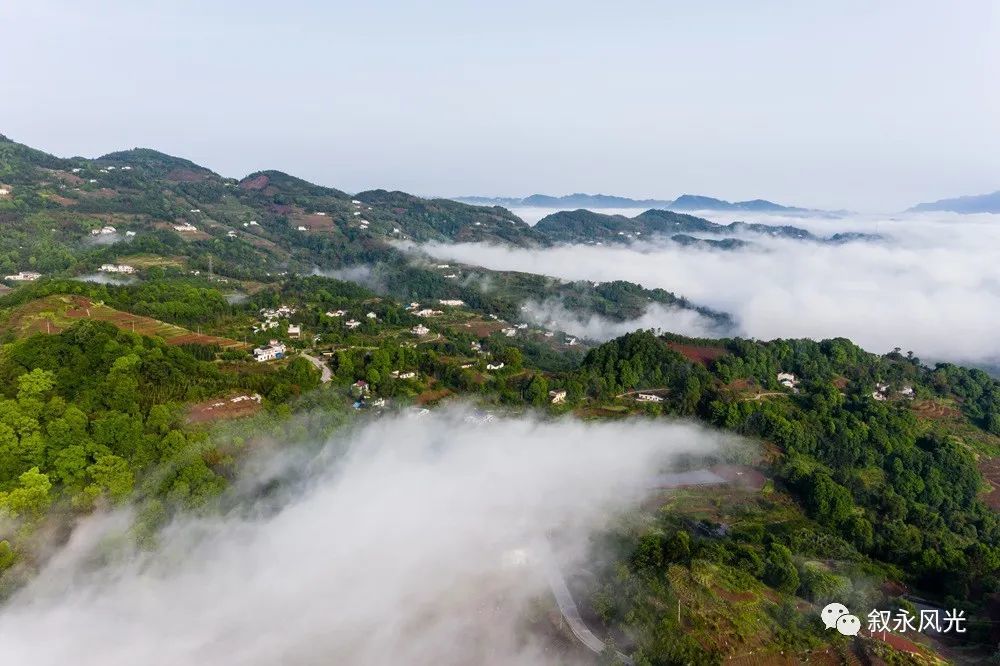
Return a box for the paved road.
[541,543,633,665]
[301,353,332,383]
[543,468,729,665]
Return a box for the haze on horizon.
[1,0,998,211]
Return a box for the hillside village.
[1,134,999,664]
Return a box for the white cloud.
[420,212,1000,366]
[0,408,733,666]
[521,297,724,342]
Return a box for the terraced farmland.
[1,294,247,349]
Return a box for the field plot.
[1,295,246,349]
[667,341,728,365]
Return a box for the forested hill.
[533,208,879,245]
[0,133,733,330]
[575,331,1000,596]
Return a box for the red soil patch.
[43,169,85,185]
[711,464,768,491]
[979,457,1000,510]
[668,341,727,365]
[863,629,924,656]
[460,319,505,338]
[187,394,262,423]
[416,388,451,405]
[165,168,209,183]
[832,376,849,390]
[292,212,334,231]
[912,400,961,421]
[48,194,76,206]
[239,174,269,190]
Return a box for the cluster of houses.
[4,271,41,282]
[411,324,430,336]
[390,370,417,379]
[99,263,135,274]
[174,222,197,232]
[636,393,664,403]
[91,225,117,236]
[873,383,915,401]
[438,299,465,307]
[253,305,296,334]
[252,340,286,362]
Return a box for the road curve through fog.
[543,469,728,664]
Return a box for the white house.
[549,390,567,404]
[565,337,578,346]
[411,324,430,336]
[0,187,9,197]
[351,200,361,205]
[253,340,286,362]
[99,263,136,274]
[326,310,347,317]
[636,393,664,403]
[174,223,197,232]
[443,273,458,279]
[391,370,417,379]
[125,230,136,237]
[436,264,450,269]
[190,208,201,213]
[438,299,465,307]
[345,319,361,329]
[287,324,301,338]
[366,312,377,319]
[249,220,259,226]
[314,212,326,216]
[91,225,116,235]
[414,308,442,317]
[296,225,307,231]
[777,372,799,389]
[226,230,237,238]
[502,328,517,337]
[5,271,41,281]
[899,386,915,399]
[486,362,505,371]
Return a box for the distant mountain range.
[453,193,841,217]
[908,190,1000,214]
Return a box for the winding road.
[543,468,728,664]
[301,352,332,383]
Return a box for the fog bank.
[0,408,733,666]
[521,298,725,342]
[422,213,1000,365]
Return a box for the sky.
[0,0,998,210]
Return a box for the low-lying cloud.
[0,408,733,666]
[422,212,1000,366]
[521,298,725,342]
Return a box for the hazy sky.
[1,0,998,210]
